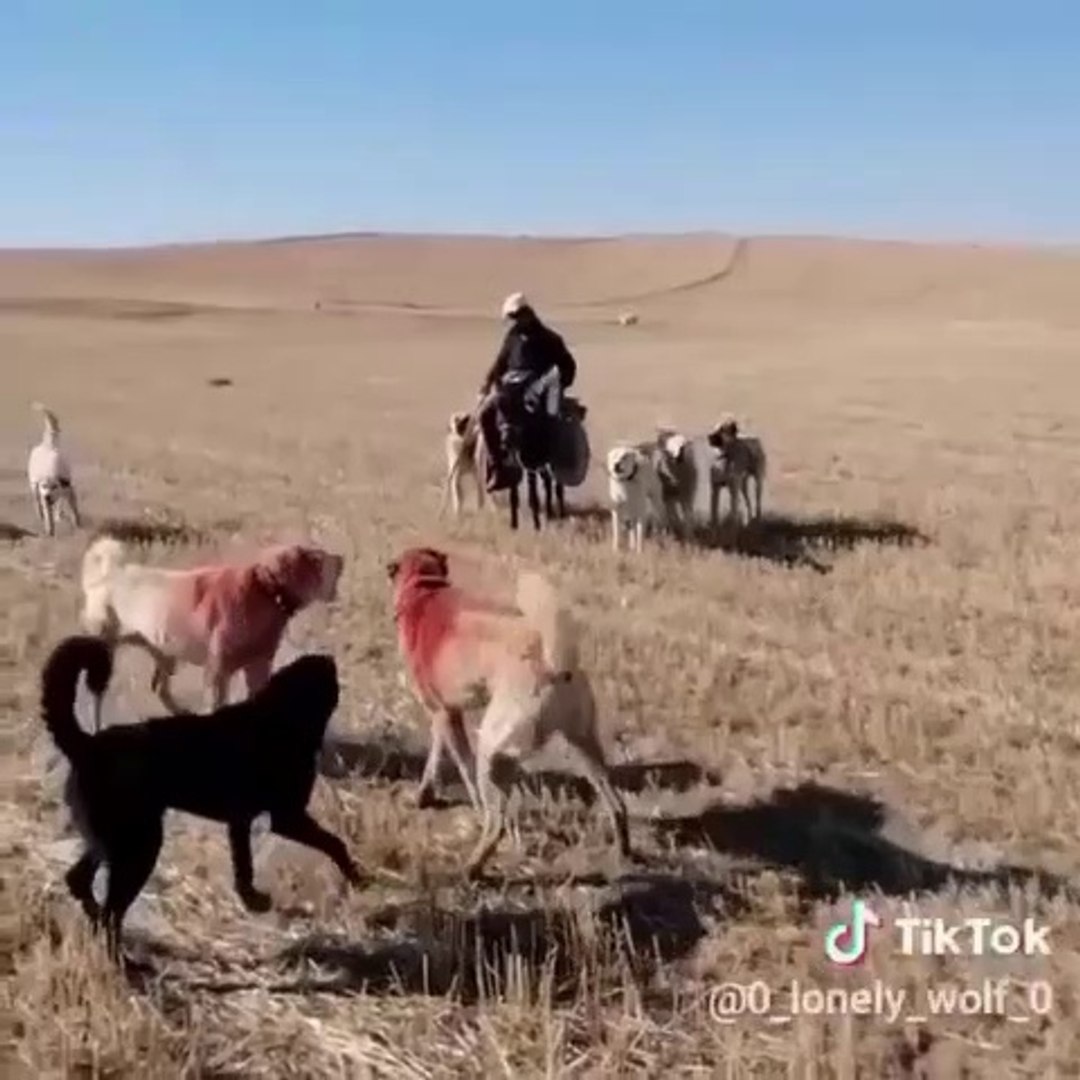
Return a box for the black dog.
[41,635,363,958]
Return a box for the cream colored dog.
[606,443,664,553]
[79,535,343,728]
[440,411,489,516]
[388,546,632,877]
[27,403,82,536]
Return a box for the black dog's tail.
[41,635,113,766]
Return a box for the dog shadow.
[556,500,613,543]
[267,872,727,1002]
[319,731,720,800]
[535,502,926,573]
[653,781,1071,901]
[89,514,242,548]
[0,521,33,542]
[683,512,930,573]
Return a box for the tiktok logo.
[824,899,881,966]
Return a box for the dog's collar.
[261,580,303,618]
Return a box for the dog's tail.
[41,635,112,766]
[32,402,61,446]
[516,570,579,677]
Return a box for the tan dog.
[80,535,343,727]
[707,419,767,527]
[440,411,489,516]
[387,546,632,877]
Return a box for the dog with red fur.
[387,545,632,878]
[80,534,343,727]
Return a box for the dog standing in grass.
[27,403,82,536]
[40,634,363,960]
[79,535,343,724]
[440,410,489,516]
[387,546,632,878]
[707,419,767,528]
[654,428,698,538]
[606,443,664,553]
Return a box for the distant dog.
[27,403,82,536]
[606,443,664,553]
[707,419,767,527]
[653,428,698,538]
[440,410,488,517]
[41,635,363,959]
[79,536,343,725]
[387,546,632,878]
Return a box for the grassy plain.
[3,233,1080,1076]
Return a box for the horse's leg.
[508,479,520,530]
[556,480,566,519]
[527,471,542,531]
[542,470,555,520]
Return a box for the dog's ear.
[386,559,400,581]
[419,547,449,578]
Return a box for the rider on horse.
[477,292,579,492]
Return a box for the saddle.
[498,392,586,444]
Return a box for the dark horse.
[499,398,590,531]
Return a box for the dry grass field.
[4,232,1080,1077]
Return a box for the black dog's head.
[264,653,340,739]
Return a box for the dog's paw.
[343,864,366,889]
[463,862,490,884]
[416,786,441,810]
[239,889,273,914]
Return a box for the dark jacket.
[481,318,577,394]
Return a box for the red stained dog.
[388,545,631,877]
[80,535,343,724]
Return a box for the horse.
[498,397,591,531]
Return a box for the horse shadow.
[267,872,728,1002]
[319,730,720,801]
[653,781,1072,902]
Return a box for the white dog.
[707,419,767,527]
[27,403,82,536]
[440,411,489,516]
[606,444,664,553]
[654,428,698,538]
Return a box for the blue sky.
[3,1,1078,247]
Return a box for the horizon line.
[1,226,1078,257]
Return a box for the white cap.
[501,291,529,318]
